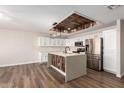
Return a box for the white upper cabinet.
[66,39,72,46]
[40,36,66,46]
[40,37,45,46]
[67,39,71,46]
[40,37,49,46]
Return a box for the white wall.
[0,30,45,67]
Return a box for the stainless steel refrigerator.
[85,38,103,71]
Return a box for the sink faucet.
[64,46,70,53]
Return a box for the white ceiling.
[0,5,124,34]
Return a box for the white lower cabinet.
[41,53,48,62]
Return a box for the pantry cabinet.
[102,29,117,73]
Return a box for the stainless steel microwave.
[75,41,83,47]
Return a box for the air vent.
[107,5,121,10]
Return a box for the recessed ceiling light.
[68,28,71,30]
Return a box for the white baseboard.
[104,68,116,74]
[0,60,46,67]
[116,74,121,78]
[116,72,124,78]
[104,67,124,78]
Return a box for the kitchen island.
[47,52,87,82]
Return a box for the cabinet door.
[49,38,52,46]
[59,39,62,46]
[65,39,69,46]
[45,53,48,62]
[40,37,50,46]
[50,38,54,46]
[62,39,66,46]
[54,39,57,46]
[66,39,74,46]
[56,39,59,46]
[41,53,45,62]
[70,39,73,46]
[45,37,49,46]
[61,39,65,46]
[41,53,48,62]
[43,37,47,46]
[57,39,61,46]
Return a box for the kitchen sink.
[63,51,73,54]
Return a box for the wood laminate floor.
[0,63,124,88]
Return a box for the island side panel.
[65,55,87,82]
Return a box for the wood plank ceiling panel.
[51,13,96,33]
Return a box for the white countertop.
[48,51,86,57]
